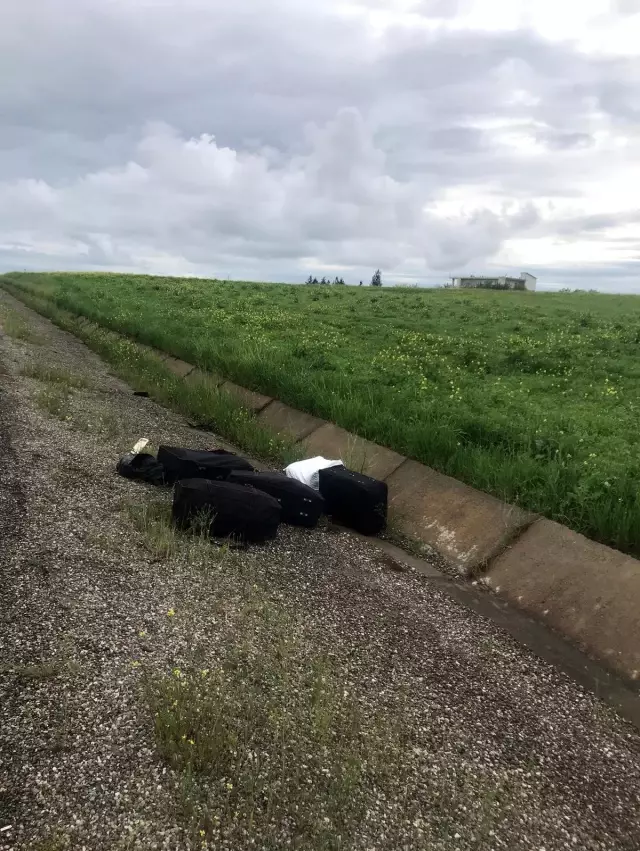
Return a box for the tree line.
[305,270,383,287]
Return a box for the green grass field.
[4,271,640,555]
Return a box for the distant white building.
[451,272,537,291]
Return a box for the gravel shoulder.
[1,292,639,851]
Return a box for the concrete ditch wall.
[485,519,640,682]
[159,354,640,684]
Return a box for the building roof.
[459,272,537,280]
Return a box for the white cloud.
[0,110,541,278]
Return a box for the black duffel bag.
[172,478,281,544]
[318,466,388,536]
[116,452,167,486]
[228,471,325,528]
[158,445,254,484]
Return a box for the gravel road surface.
[1,291,639,851]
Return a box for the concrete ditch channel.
[1,289,640,850]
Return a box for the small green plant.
[70,408,120,438]
[124,498,226,566]
[0,649,82,681]
[0,306,38,342]
[144,599,399,849]
[29,830,71,851]
[125,499,180,561]
[341,438,372,474]
[22,362,89,389]
[139,589,530,848]
[35,386,71,419]
[0,661,61,680]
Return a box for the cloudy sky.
[1,0,640,290]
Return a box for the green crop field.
[4,270,640,555]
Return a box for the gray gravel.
[1,291,640,851]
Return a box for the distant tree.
[305,275,314,285]
[359,280,363,287]
[334,276,346,285]
[312,277,319,285]
[371,269,382,287]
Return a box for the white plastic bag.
[285,457,342,490]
